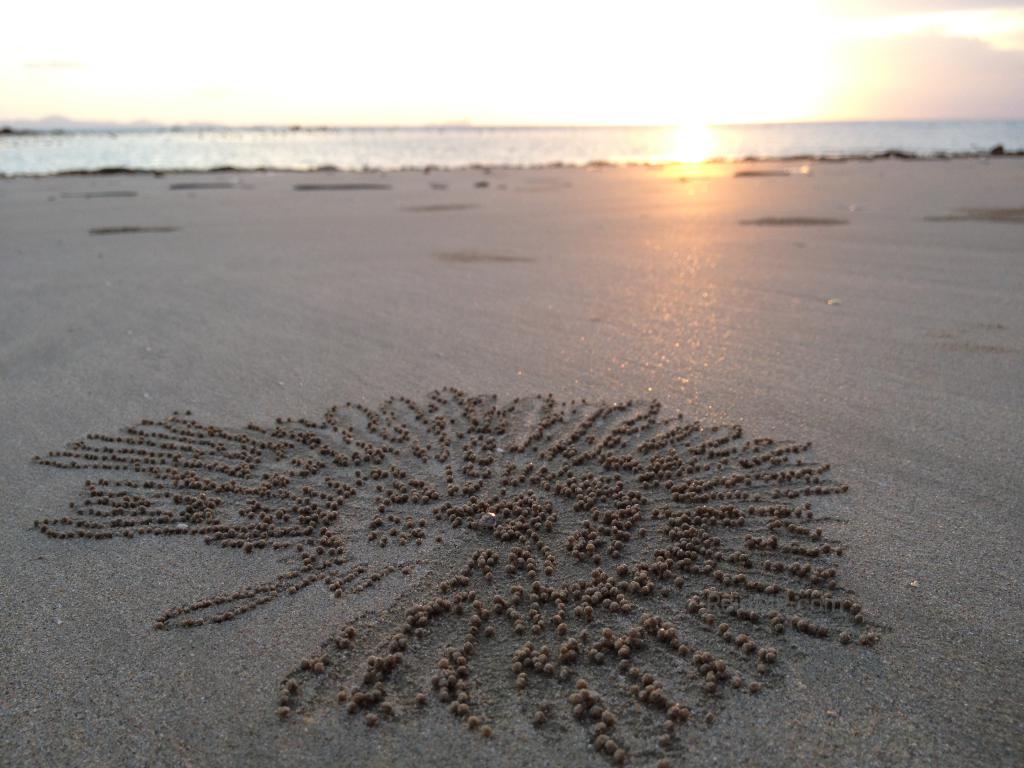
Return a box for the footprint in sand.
[403,204,480,213]
[62,191,138,199]
[88,226,177,235]
[924,207,1024,224]
[168,182,238,191]
[435,251,533,264]
[740,217,848,227]
[293,183,392,191]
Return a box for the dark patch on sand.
[33,390,872,766]
[941,341,1018,354]
[62,190,138,199]
[927,323,1019,354]
[294,183,392,192]
[88,226,177,235]
[517,178,573,192]
[169,182,237,191]
[403,204,480,213]
[740,217,848,227]
[435,251,533,264]
[734,170,791,178]
[924,207,1024,224]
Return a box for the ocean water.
[2,121,1022,175]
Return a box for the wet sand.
[1,158,1022,767]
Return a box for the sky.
[3,0,1023,126]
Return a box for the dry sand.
[1,158,1022,767]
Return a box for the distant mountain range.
[0,116,224,133]
[0,116,487,134]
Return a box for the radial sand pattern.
[33,389,876,765]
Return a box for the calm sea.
[2,121,1022,176]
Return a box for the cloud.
[832,0,1024,13]
[828,33,1024,119]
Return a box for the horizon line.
[5,116,1024,134]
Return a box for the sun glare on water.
[670,122,718,163]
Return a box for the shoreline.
[2,146,1020,179]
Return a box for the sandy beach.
[1,158,1022,767]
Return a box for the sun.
[670,122,718,163]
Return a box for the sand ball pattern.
[33,389,874,765]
